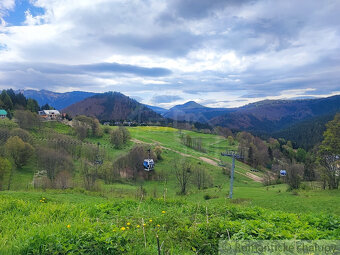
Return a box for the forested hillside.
[63,92,164,122]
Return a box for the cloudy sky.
[0,0,339,108]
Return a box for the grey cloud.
[100,30,203,58]
[159,0,251,20]
[0,62,171,77]
[151,95,183,104]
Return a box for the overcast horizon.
[1,0,340,108]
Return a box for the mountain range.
[18,89,98,110]
[18,89,340,149]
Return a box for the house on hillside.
[0,109,7,119]
[38,110,61,120]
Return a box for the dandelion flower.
[143,223,146,227]
[137,225,140,228]
[127,222,131,226]
[120,227,126,231]
[162,211,166,214]
[149,219,152,223]
[67,225,71,228]
[157,224,160,227]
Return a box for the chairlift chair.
[143,149,155,171]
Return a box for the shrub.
[5,136,34,168]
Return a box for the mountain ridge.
[63,92,164,122]
[18,89,98,110]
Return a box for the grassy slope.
[1,122,340,254]
[5,123,340,215]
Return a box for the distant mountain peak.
[172,101,206,110]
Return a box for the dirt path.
[245,172,263,183]
[200,156,263,183]
[199,157,219,166]
[131,138,264,183]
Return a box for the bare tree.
[36,147,73,186]
[174,160,192,194]
[81,160,98,190]
[192,165,213,190]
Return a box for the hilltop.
[63,92,164,122]
[163,101,233,123]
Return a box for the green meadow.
[0,121,339,254]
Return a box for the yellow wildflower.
[120,227,126,231]
[127,222,131,226]
[149,219,152,223]
[143,223,146,227]
[157,224,160,227]
[67,225,71,228]
[137,225,140,228]
[162,210,166,214]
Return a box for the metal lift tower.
[221,150,243,199]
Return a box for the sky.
[0,0,339,109]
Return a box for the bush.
[5,136,34,168]
[110,126,130,149]
[14,110,40,130]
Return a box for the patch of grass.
[0,191,339,254]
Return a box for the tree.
[227,136,235,145]
[26,99,40,113]
[119,126,130,143]
[36,147,73,186]
[14,110,40,130]
[296,148,307,163]
[81,160,98,190]
[286,163,304,190]
[0,90,13,111]
[110,128,124,148]
[75,125,88,141]
[110,126,130,149]
[0,157,11,190]
[268,147,274,161]
[247,146,254,166]
[174,160,192,194]
[74,115,102,138]
[10,128,32,143]
[5,136,34,168]
[40,103,55,110]
[154,146,163,160]
[318,113,340,189]
[13,92,27,108]
[192,165,212,190]
[92,118,103,137]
